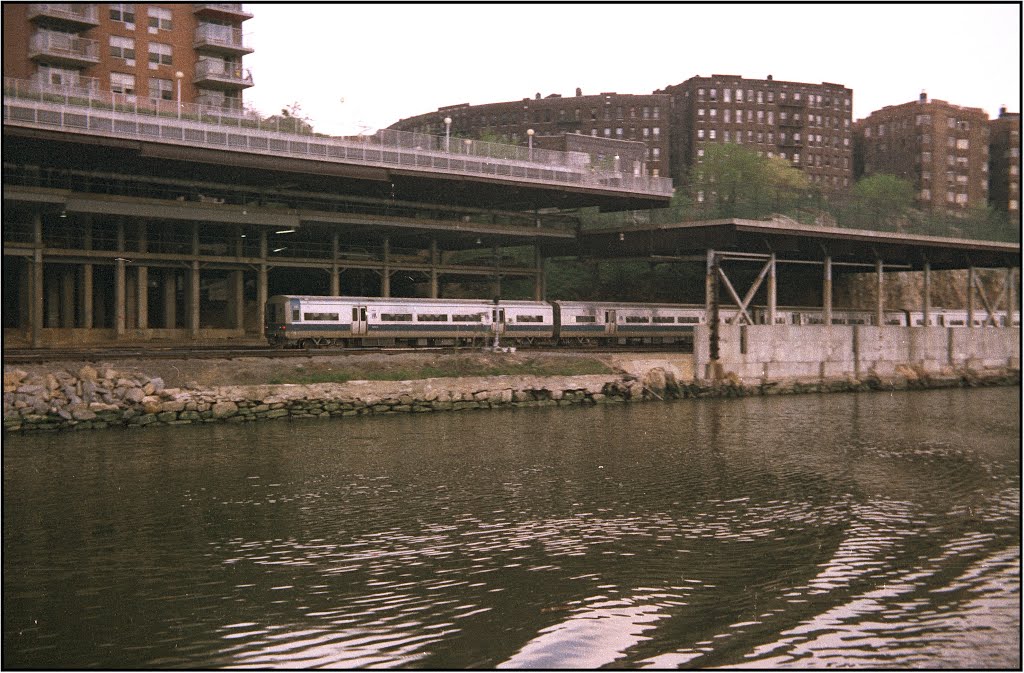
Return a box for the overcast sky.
[242,3,1021,137]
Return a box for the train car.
[497,300,556,345]
[551,301,704,345]
[266,295,498,347]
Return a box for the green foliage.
[686,144,812,219]
[850,173,915,225]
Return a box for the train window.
[575,316,596,323]
[678,317,700,324]
[625,317,650,323]
[292,308,300,321]
[416,313,449,322]
[452,314,484,322]
[303,312,339,321]
[515,315,544,322]
[381,313,413,321]
[653,316,675,324]
[352,308,358,321]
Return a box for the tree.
[688,144,808,219]
[850,174,915,228]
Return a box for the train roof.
[269,295,548,306]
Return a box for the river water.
[3,387,1019,669]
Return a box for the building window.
[642,127,649,138]
[652,148,660,159]
[724,130,731,142]
[148,6,172,32]
[149,77,173,100]
[603,128,611,137]
[109,36,135,62]
[652,127,660,138]
[709,129,716,140]
[767,111,773,125]
[652,106,660,119]
[109,3,135,26]
[642,106,650,119]
[698,129,705,139]
[724,109,731,123]
[148,42,172,69]
[616,127,623,138]
[710,108,717,119]
[956,138,970,150]
[735,89,743,103]
[110,72,136,96]
[723,88,731,103]
[698,108,705,117]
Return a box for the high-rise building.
[989,106,1021,225]
[389,91,673,178]
[656,75,854,189]
[2,3,254,111]
[856,92,990,213]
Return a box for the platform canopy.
[550,218,1021,271]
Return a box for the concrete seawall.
[694,325,1020,383]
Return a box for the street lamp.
[175,70,184,118]
[527,128,534,161]
[444,116,452,152]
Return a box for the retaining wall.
[694,324,1020,383]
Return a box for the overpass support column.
[189,223,200,339]
[1007,267,1017,328]
[60,269,75,328]
[330,231,340,296]
[81,216,93,329]
[381,237,391,298]
[429,239,439,299]
[163,269,177,328]
[922,261,931,326]
[31,213,43,347]
[136,223,148,330]
[232,270,245,331]
[967,266,975,328]
[491,245,502,299]
[767,253,777,325]
[875,258,884,326]
[534,245,546,301]
[114,220,126,338]
[257,229,268,334]
[822,256,832,326]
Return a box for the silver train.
[265,295,1019,348]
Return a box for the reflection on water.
[3,387,1020,669]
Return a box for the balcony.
[28,32,100,68]
[192,3,254,21]
[194,24,253,55]
[30,73,99,99]
[27,3,100,29]
[194,60,254,90]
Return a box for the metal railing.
[3,77,674,197]
[27,3,100,24]
[194,24,250,51]
[194,59,253,87]
[28,31,100,62]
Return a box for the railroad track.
[3,342,691,364]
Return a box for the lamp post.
[527,128,534,161]
[444,116,452,152]
[175,70,184,118]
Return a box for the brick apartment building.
[856,92,991,213]
[2,3,253,111]
[656,74,854,190]
[989,106,1021,225]
[388,91,673,179]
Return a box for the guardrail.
[3,77,673,197]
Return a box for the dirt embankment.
[12,350,621,389]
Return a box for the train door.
[492,307,506,336]
[351,305,368,336]
[605,309,617,337]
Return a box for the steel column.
[82,216,93,328]
[875,258,884,326]
[381,238,391,298]
[163,269,176,328]
[430,239,439,299]
[923,261,931,326]
[767,253,777,326]
[822,256,832,326]
[967,266,975,328]
[115,220,126,337]
[257,229,268,334]
[534,245,546,301]
[1008,268,1017,328]
[136,222,148,329]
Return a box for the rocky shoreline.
[3,362,1019,434]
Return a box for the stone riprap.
[3,363,1018,433]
